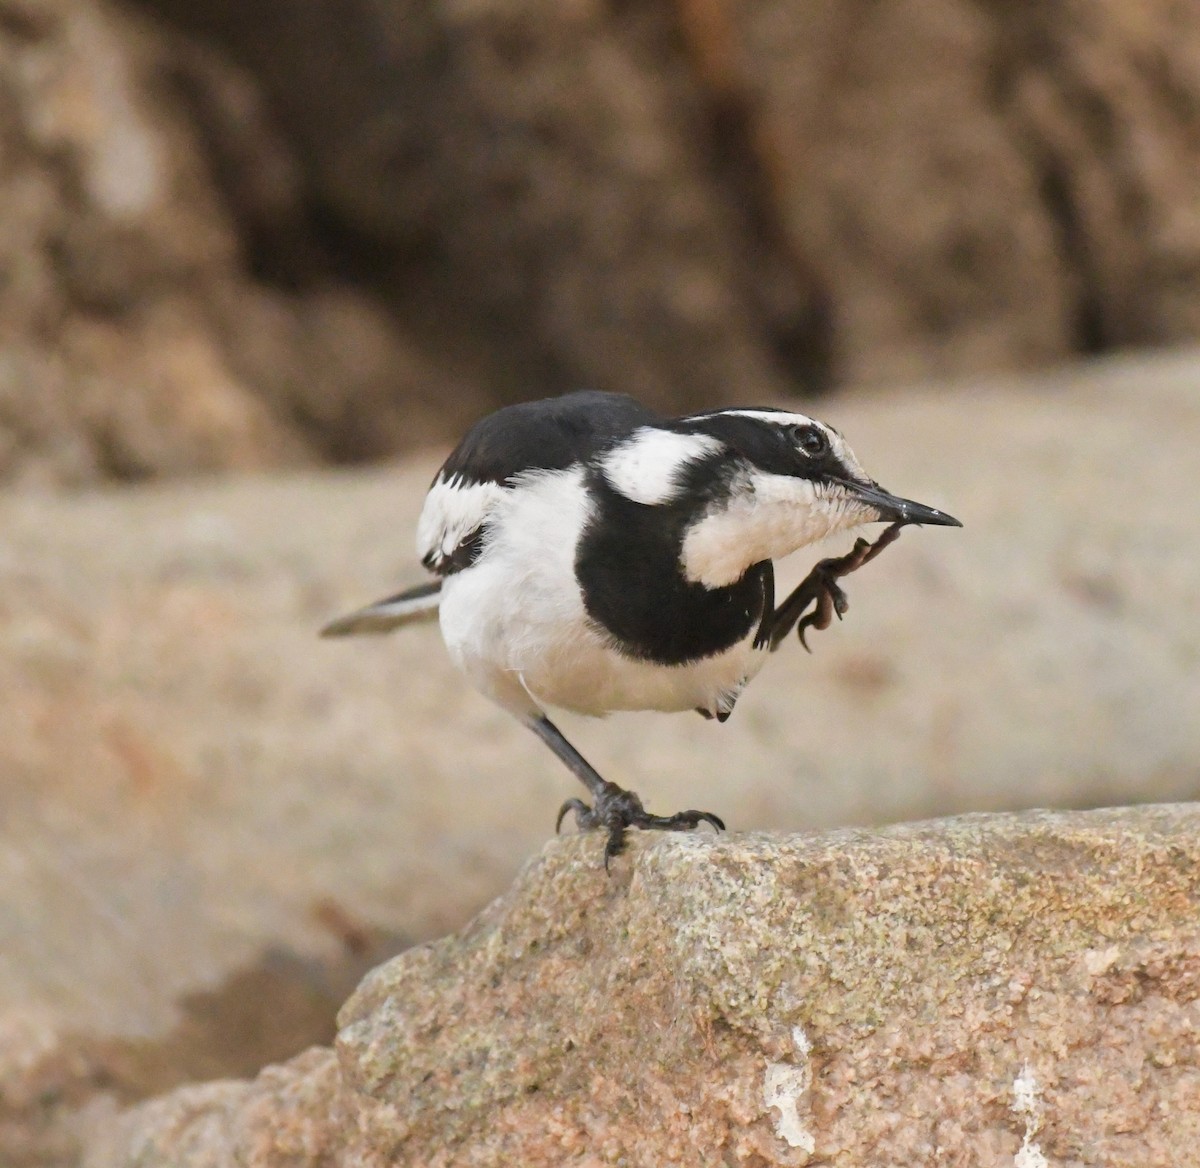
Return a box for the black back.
[437,391,658,486]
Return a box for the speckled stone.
[86,805,1200,1167]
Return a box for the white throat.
[680,470,868,588]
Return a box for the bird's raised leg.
[527,714,725,868]
[768,522,904,652]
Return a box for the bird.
[322,390,961,864]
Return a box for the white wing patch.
[416,473,507,569]
[601,429,722,506]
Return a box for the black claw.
[557,781,726,870]
[556,797,592,833]
[637,810,707,832]
[603,826,628,871]
[797,585,838,651]
[651,809,725,833]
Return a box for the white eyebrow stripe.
[693,408,818,427]
[600,429,724,505]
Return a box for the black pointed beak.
[835,478,962,528]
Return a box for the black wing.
[418,391,659,575]
[438,391,658,485]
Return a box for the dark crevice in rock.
[979,6,1166,362]
[700,96,837,395]
[982,60,1111,356]
[670,0,835,395]
[127,0,592,410]
[1035,157,1108,355]
[91,424,160,485]
[149,28,413,299]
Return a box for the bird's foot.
[794,522,904,650]
[794,569,849,650]
[556,781,725,869]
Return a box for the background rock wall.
[0,0,480,487]
[4,0,1200,483]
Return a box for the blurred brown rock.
[0,0,471,488]
[82,806,1200,1166]
[133,0,793,416]
[5,0,1200,483]
[135,0,1200,401]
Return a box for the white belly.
[437,468,768,720]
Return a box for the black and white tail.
[320,580,442,637]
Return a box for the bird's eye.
[791,424,829,457]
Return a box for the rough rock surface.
[3,350,1200,1163]
[137,0,1200,401]
[0,0,467,488]
[83,805,1200,1166]
[6,0,1200,483]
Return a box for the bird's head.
[676,407,961,587]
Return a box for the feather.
[321,580,441,637]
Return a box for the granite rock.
[85,805,1200,1166]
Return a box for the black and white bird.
[322,391,960,863]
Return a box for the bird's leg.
[526,714,725,869]
[768,522,904,652]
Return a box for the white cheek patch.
[681,471,872,588]
[416,474,507,566]
[601,429,723,506]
